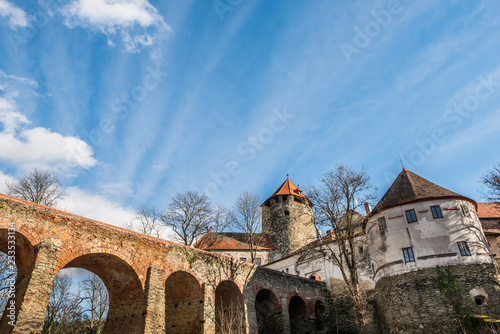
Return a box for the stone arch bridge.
[0,194,325,334]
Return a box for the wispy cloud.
[0,0,29,29]
[0,71,97,171]
[61,0,171,52]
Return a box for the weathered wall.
[376,263,500,334]
[0,194,327,334]
[262,195,315,261]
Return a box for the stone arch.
[314,300,327,331]
[255,289,284,334]
[215,280,245,333]
[57,246,146,286]
[52,252,146,334]
[289,295,308,334]
[165,271,204,334]
[0,228,37,334]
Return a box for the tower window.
[405,209,417,223]
[475,295,487,306]
[378,217,387,231]
[458,241,471,256]
[402,247,415,263]
[284,210,290,216]
[431,205,443,218]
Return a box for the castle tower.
[366,169,500,333]
[262,177,315,261]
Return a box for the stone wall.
[376,263,500,333]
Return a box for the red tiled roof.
[263,178,308,204]
[477,203,500,218]
[371,169,476,215]
[194,232,278,250]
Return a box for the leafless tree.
[124,204,165,238]
[79,274,108,333]
[307,164,375,334]
[231,191,266,264]
[161,191,213,246]
[43,273,83,334]
[6,168,66,207]
[0,252,16,316]
[481,163,500,202]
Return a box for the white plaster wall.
[366,198,494,283]
[210,249,272,265]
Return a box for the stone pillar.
[144,265,165,334]
[243,287,256,334]
[12,241,60,334]
[281,294,291,334]
[202,283,216,334]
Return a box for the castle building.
[198,169,500,332]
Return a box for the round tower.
[366,169,500,333]
[262,177,315,262]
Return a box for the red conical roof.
[263,178,309,205]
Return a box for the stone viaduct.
[0,193,326,334]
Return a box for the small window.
[402,247,415,262]
[475,295,487,306]
[255,258,262,266]
[431,206,443,219]
[284,210,290,216]
[405,209,417,223]
[240,257,247,262]
[458,241,471,256]
[461,205,471,218]
[378,217,387,231]
[285,268,289,273]
[358,246,363,253]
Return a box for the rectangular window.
[431,206,443,219]
[378,217,387,231]
[461,205,471,218]
[405,209,417,223]
[239,257,247,262]
[255,258,262,266]
[402,247,415,262]
[458,241,471,256]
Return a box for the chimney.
[364,202,372,215]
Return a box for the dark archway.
[56,253,146,334]
[289,296,308,334]
[165,271,204,334]
[255,289,284,334]
[215,280,244,334]
[0,230,36,334]
[315,300,326,331]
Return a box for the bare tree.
[43,273,83,334]
[307,164,375,334]
[0,252,16,316]
[6,168,66,207]
[481,163,500,202]
[124,204,165,238]
[79,274,108,334]
[231,191,265,264]
[161,191,213,246]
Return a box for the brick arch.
[255,288,285,334]
[0,219,41,247]
[165,270,204,334]
[215,280,245,333]
[289,295,308,333]
[53,252,147,334]
[57,245,147,286]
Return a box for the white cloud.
[61,186,136,227]
[0,0,29,29]
[61,0,170,52]
[0,72,97,171]
[0,170,15,193]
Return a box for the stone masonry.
[0,193,325,334]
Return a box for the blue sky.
[1,0,500,229]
